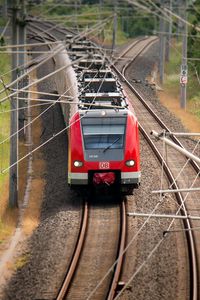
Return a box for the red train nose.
[93,172,116,186]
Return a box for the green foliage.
[188,0,200,75]
[118,9,156,38]
[29,1,157,39]
[0,53,10,187]
[164,42,182,92]
[82,0,99,4]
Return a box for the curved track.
[27,19,200,299]
[113,39,199,300]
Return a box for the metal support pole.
[127,212,200,221]
[8,0,18,207]
[165,0,172,62]
[111,0,117,56]
[3,0,8,17]
[165,132,200,137]
[151,130,200,165]
[159,0,165,84]
[18,0,26,135]
[99,0,104,41]
[152,187,200,194]
[180,0,187,109]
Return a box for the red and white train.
[59,39,141,195]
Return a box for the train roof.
[79,109,129,118]
[83,78,116,83]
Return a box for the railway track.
[113,39,199,300]
[26,22,132,300]
[26,19,200,299]
[55,198,126,300]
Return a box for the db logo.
[99,162,110,169]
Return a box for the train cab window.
[81,117,126,150]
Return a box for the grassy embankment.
[0,53,18,246]
[159,40,200,132]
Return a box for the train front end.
[68,110,140,195]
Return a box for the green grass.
[0,53,11,191]
[164,41,182,93]
[14,253,30,270]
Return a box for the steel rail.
[31,18,76,35]
[27,17,76,35]
[56,201,89,300]
[107,200,126,300]
[27,23,57,42]
[111,41,198,300]
[116,36,150,62]
[116,53,200,175]
[27,19,127,300]
[121,37,158,77]
[139,125,198,300]
[120,45,200,173]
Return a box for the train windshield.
[81,117,126,150]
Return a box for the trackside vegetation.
[0,52,17,244]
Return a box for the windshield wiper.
[103,137,121,153]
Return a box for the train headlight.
[125,160,135,167]
[73,160,83,167]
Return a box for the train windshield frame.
[81,116,126,150]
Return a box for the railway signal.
[180,64,188,85]
[180,75,187,85]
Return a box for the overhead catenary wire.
[0,40,61,49]
[0,102,51,114]
[126,0,173,24]
[0,17,111,146]
[10,4,199,298]
[0,100,123,114]
[27,22,62,42]
[0,16,111,94]
[4,1,198,292]
[86,61,200,298]
[114,168,200,300]
[0,56,111,174]
[0,45,108,146]
[164,6,200,33]
[0,21,110,96]
[0,43,66,96]
[127,0,200,38]
[149,30,200,39]
[29,14,112,44]
[0,34,113,80]
[0,19,10,40]
[2,11,110,150]
[145,0,171,22]
[87,147,200,299]
[0,48,61,79]
[0,53,89,103]
[0,56,85,145]
[11,88,74,99]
